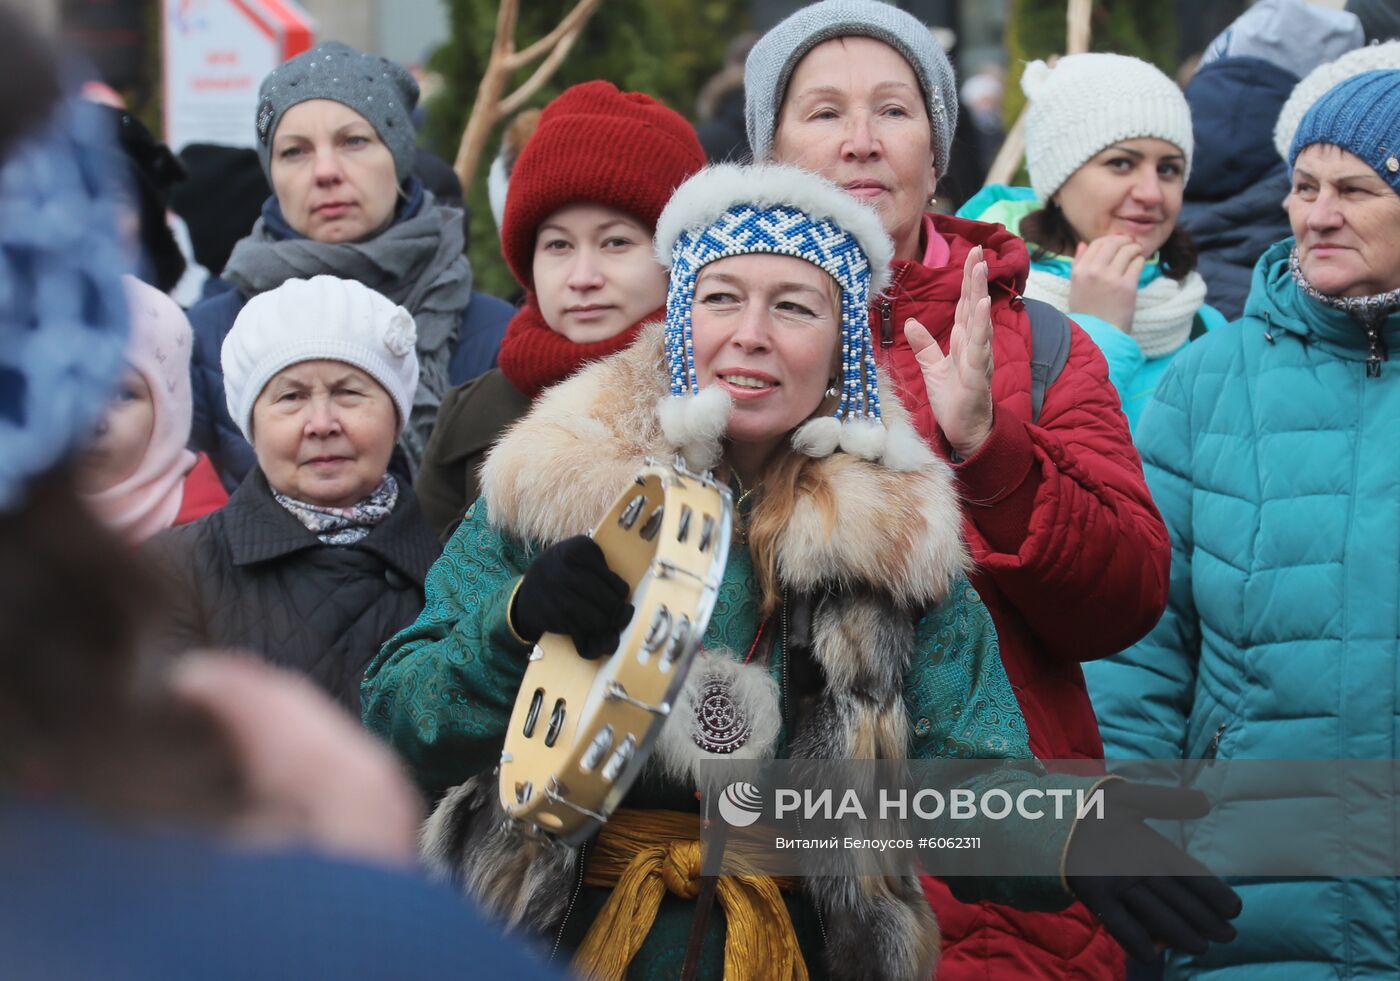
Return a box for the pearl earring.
[825,382,839,399]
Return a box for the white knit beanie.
[221,276,420,443]
[1022,53,1194,203]
[1273,40,1400,161]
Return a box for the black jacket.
[145,469,440,710]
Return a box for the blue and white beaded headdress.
[652,163,896,470]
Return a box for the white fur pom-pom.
[657,386,732,472]
[791,416,842,458]
[1020,59,1052,100]
[686,385,732,447]
[881,418,936,472]
[839,417,887,461]
[681,441,723,471]
[658,394,690,448]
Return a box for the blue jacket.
[959,185,1226,430]
[188,182,514,489]
[1179,56,1298,321]
[0,795,560,980]
[1084,238,1400,978]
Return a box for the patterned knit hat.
[744,0,959,177]
[500,81,706,289]
[1022,53,1194,203]
[0,97,130,512]
[254,41,419,182]
[653,163,910,470]
[1274,41,1400,161]
[1289,69,1400,195]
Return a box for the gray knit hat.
[254,41,419,182]
[744,0,958,176]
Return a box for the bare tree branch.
[501,25,584,116]
[983,1,1093,188]
[1067,0,1092,55]
[453,0,605,194]
[509,0,603,69]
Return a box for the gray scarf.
[223,192,472,472]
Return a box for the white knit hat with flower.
[221,275,420,442]
[1022,52,1195,203]
[1273,40,1400,161]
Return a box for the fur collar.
[480,323,968,608]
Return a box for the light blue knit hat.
[652,163,920,470]
[1289,69,1400,196]
[0,98,130,512]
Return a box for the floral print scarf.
[272,474,399,546]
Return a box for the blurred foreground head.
[0,6,242,821]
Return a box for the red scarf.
[496,296,662,398]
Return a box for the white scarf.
[1024,266,1208,359]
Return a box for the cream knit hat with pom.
[1274,40,1400,162]
[1022,53,1194,203]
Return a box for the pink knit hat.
[86,276,199,543]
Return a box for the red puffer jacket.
[872,216,1170,980]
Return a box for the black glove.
[1066,781,1242,963]
[510,536,632,659]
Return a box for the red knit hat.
[500,81,707,289]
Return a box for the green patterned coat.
[361,329,1090,979]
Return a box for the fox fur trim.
[479,324,966,608]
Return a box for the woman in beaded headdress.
[363,164,1238,981]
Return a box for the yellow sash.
[571,808,808,981]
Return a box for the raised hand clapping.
[904,245,996,459]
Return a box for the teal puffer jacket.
[1084,238,1400,978]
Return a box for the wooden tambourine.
[499,459,733,844]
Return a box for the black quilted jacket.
[145,468,441,710]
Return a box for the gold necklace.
[728,469,755,545]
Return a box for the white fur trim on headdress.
[654,163,893,294]
[790,391,935,471]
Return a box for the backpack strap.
[1024,297,1072,424]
